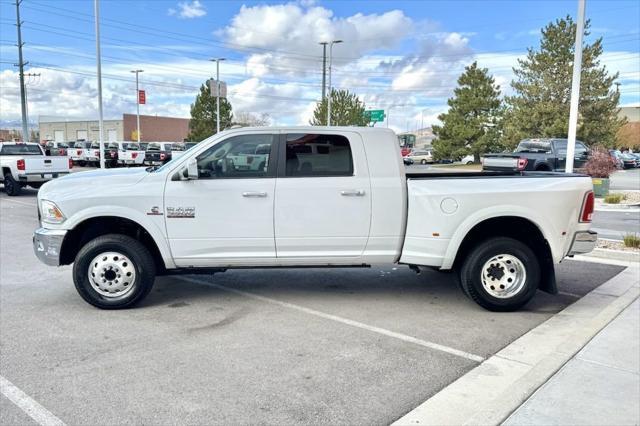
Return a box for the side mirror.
[186,157,199,180]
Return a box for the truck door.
[164,133,278,267]
[274,132,371,261]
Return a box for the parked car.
[118,142,146,166]
[483,138,590,172]
[610,150,637,169]
[104,142,129,168]
[33,127,596,312]
[407,150,433,164]
[144,142,174,166]
[608,150,624,169]
[1,142,71,195]
[458,155,475,165]
[70,141,92,166]
[43,141,71,157]
[85,141,102,167]
[629,152,640,167]
[403,156,414,165]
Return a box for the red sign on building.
[138,90,146,105]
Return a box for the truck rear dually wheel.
[73,234,156,309]
[3,174,21,196]
[459,237,540,311]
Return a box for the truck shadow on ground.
[141,261,624,316]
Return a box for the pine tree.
[310,89,369,126]
[432,62,503,162]
[504,16,625,149]
[187,79,234,141]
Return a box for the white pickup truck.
[1,142,71,196]
[33,127,597,311]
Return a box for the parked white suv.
[408,149,433,164]
[33,127,596,311]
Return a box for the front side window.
[196,134,275,179]
[285,134,353,177]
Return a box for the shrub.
[584,147,618,178]
[623,233,640,249]
[604,194,624,204]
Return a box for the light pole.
[566,0,586,173]
[326,39,342,126]
[130,69,143,144]
[210,58,225,134]
[94,0,105,169]
[319,42,328,101]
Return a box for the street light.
[327,39,342,126]
[94,0,105,169]
[210,58,226,134]
[130,69,143,144]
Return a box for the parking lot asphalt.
[0,189,627,425]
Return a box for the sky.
[0,0,638,133]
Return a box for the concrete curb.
[595,206,640,212]
[393,266,640,426]
[584,247,640,263]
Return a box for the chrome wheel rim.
[88,251,136,298]
[481,254,527,299]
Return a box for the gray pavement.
[610,168,640,191]
[505,299,640,426]
[592,209,640,240]
[0,190,630,425]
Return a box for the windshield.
[147,143,161,151]
[108,142,119,149]
[127,143,141,150]
[73,141,90,148]
[172,144,185,151]
[0,144,43,155]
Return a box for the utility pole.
[319,42,327,101]
[15,0,29,142]
[210,58,225,134]
[131,70,143,143]
[327,39,342,126]
[94,0,105,169]
[24,73,40,141]
[566,0,586,174]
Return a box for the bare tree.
[233,112,271,127]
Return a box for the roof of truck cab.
[220,126,397,135]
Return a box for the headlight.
[40,200,66,224]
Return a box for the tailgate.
[482,155,519,171]
[23,157,69,174]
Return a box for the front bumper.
[568,230,598,256]
[33,228,67,266]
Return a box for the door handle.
[242,191,267,198]
[340,190,365,197]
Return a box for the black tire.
[29,182,44,189]
[458,237,540,311]
[73,234,156,309]
[4,174,21,196]
[78,161,87,167]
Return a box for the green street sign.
[365,109,385,122]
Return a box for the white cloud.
[168,0,206,19]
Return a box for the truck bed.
[405,170,586,179]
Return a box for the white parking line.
[0,375,66,426]
[181,276,485,363]
[0,198,37,208]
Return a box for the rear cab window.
[0,144,43,155]
[283,134,354,177]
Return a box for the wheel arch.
[448,215,557,294]
[60,215,171,272]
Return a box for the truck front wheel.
[459,237,540,311]
[73,234,156,309]
[3,174,22,196]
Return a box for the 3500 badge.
[166,206,195,218]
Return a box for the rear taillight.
[58,148,64,156]
[132,152,138,159]
[77,149,82,155]
[17,159,25,170]
[68,158,73,169]
[95,150,100,156]
[160,153,166,161]
[111,151,116,158]
[580,191,595,223]
[517,158,528,171]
